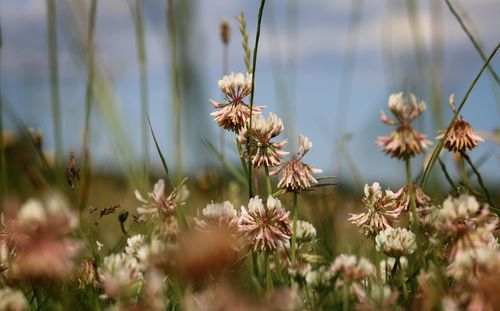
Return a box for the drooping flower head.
[209,72,264,133]
[271,134,322,192]
[349,183,401,237]
[436,95,484,152]
[394,184,432,212]
[376,92,431,159]
[375,227,417,257]
[237,113,288,168]
[238,196,291,252]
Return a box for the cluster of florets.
[349,182,401,237]
[375,227,417,257]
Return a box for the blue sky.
[1,0,499,187]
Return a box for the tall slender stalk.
[264,165,272,197]
[80,0,97,213]
[406,158,423,266]
[131,0,149,182]
[291,191,298,265]
[167,0,183,183]
[420,43,499,187]
[247,0,266,199]
[46,0,63,186]
[0,11,5,200]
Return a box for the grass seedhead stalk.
[247,0,266,199]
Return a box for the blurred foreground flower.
[349,183,401,237]
[98,253,143,301]
[6,195,81,281]
[377,92,431,159]
[237,113,288,168]
[0,287,28,311]
[271,134,322,192]
[330,254,376,300]
[238,196,291,252]
[194,201,238,232]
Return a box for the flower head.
[0,287,28,311]
[349,183,401,237]
[296,220,317,242]
[375,227,417,257]
[394,184,432,212]
[98,253,143,300]
[135,179,189,219]
[377,92,431,159]
[238,196,291,252]
[237,113,288,168]
[271,134,322,192]
[209,73,264,133]
[7,195,81,281]
[194,201,238,231]
[330,254,376,281]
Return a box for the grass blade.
[147,114,174,188]
[420,43,500,187]
[203,139,246,185]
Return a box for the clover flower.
[238,196,291,252]
[98,253,143,300]
[76,258,97,289]
[194,201,238,231]
[437,195,498,262]
[376,92,431,159]
[349,183,401,237]
[375,227,417,257]
[209,72,264,132]
[0,287,28,311]
[330,254,376,301]
[271,134,322,192]
[237,113,288,168]
[135,179,189,218]
[394,184,432,212]
[8,195,81,281]
[355,284,399,311]
[436,95,484,152]
[296,220,317,242]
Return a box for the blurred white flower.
[375,227,417,257]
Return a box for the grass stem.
[291,191,298,265]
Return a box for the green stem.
[265,253,273,291]
[80,0,97,213]
[264,165,272,196]
[398,258,408,300]
[461,153,468,194]
[247,0,266,199]
[420,43,499,187]
[342,285,349,311]
[46,0,63,187]
[167,0,182,182]
[406,158,423,265]
[291,191,298,265]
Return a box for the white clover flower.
[18,199,46,223]
[330,254,376,281]
[439,194,479,221]
[98,253,143,300]
[296,220,317,242]
[297,134,313,157]
[125,234,146,258]
[375,227,416,257]
[135,179,189,218]
[379,256,408,281]
[203,201,237,219]
[0,287,28,311]
[305,265,333,287]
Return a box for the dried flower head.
[219,20,230,45]
[135,179,189,219]
[237,113,288,168]
[349,183,401,237]
[98,253,143,301]
[8,195,81,281]
[437,96,484,152]
[375,227,417,257]
[377,92,431,159]
[271,134,322,192]
[394,184,432,212]
[209,72,264,133]
[0,287,28,311]
[76,258,97,289]
[238,196,291,252]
